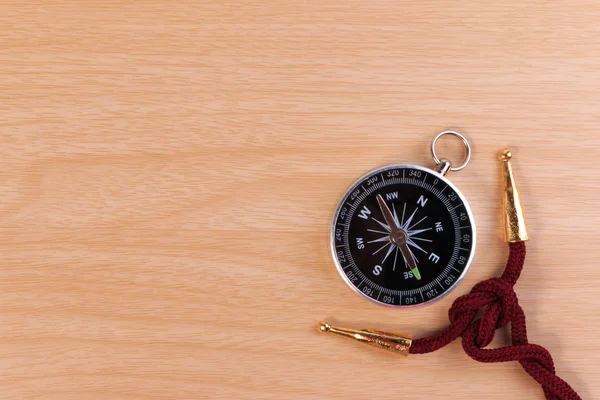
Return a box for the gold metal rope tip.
[498,148,512,162]
[318,322,331,333]
[499,148,529,242]
[316,321,412,357]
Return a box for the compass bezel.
[330,164,477,309]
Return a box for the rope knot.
[410,243,582,400]
[470,277,519,348]
[446,276,518,348]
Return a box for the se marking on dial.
[332,165,476,308]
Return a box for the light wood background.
[1,1,599,399]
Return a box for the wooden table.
[2,2,599,399]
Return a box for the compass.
[331,131,476,308]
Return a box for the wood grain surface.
[1,1,599,399]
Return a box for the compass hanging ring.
[431,131,472,175]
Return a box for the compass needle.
[331,131,475,307]
[376,194,399,232]
[399,242,421,280]
[410,250,420,264]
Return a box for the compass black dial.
[332,165,476,307]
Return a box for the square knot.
[448,277,519,348]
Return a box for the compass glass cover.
[332,165,475,307]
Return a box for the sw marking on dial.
[332,165,475,308]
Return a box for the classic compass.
[320,148,583,400]
[331,131,476,307]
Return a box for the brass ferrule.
[499,149,529,242]
[318,322,412,357]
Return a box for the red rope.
[410,242,581,400]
